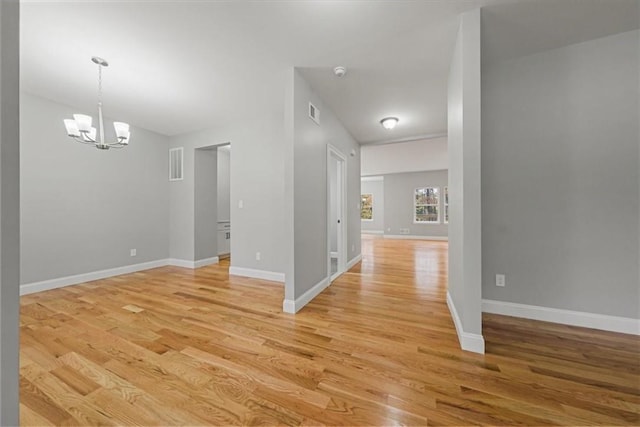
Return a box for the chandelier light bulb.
[63,119,80,137]
[73,114,92,132]
[113,122,130,139]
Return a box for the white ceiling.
[482,0,640,64]
[21,0,639,142]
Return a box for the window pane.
[415,187,439,205]
[361,194,373,220]
[415,205,438,222]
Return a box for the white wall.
[361,177,384,233]
[168,115,285,276]
[361,137,448,176]
[482,30,640,320]
[21,93,170,284]
[0,1,20,423]
[447,8,484,353]
[284,68,360,310]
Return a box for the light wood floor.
[20,236,640,425]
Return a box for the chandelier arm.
[72,137,97,145]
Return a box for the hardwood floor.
[20,236,639,425]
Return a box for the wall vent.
[309,102,320,125]
[169,147,184,181]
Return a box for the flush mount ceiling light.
[380,117,399,130]
[63,56,131,150]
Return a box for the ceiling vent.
[169,147,184,181]
[309,102,320,125]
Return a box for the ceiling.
[21,0,639,143]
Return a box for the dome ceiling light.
[380,117,399,130]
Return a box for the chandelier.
[63,57,130,150]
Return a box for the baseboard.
[482,299,640,336]
[347,254,362,270]
[194,257,219,268]
[330,251,338,258]
[229,266,285,283]
[361,230,384,235]
[446,291,485,354]
[20,259,170,296]
[282,276,330,314]
[168,258,194,268]
[384,235,448,241]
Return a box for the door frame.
[327,144,347,282]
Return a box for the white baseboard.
[282,276,330,314]
[482,299,640,336]
[384,235,448,241]
[361,230,384,235]
[347,254,362,270]
[446,291,485,354]
[21,259,170,296]
[168,258,194,268]
[229,266,285,283]
[193,257,219,268]
[330,251,338,258]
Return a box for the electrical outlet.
[400,228,410,235]
[130,249,137,257]
[256,252,261,261]
[496,274,505,287]
[387,228,391,232]
[238,200,244,209]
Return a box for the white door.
[328,145,347,282]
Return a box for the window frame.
[413,186,440,224]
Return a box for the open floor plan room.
[19,238,640,426]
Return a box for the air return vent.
[169,147,184,181]
[309,102,320,125]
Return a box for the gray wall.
[194,148,217,261]
[482,30,640,319]
[383,170,448,238]
[168,116,285,274]
[0,1,20,423]
[361,178,384,233]
[448,9,484,346]
[285,68,361,300]
[217,146,230,222]
[20,93,170,284]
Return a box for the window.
[414,187,439,223]
[444,186,449,224]
[361,194,373,220]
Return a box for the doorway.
[193,143,231,267]
[216,144,231,262]
[327,144,347,282]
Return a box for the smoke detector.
[333,66,346,77]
